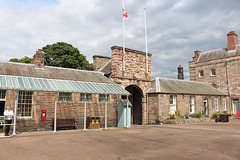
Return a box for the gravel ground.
[0,119,240,160]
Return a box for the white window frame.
[210,68,216,76]
[80,94,92,102]
[232,99,239,114]
[215,97,219,111]
[0,90,6,101]
[99,94,109,102]
[170,95,176,114]
[190,96,195,113]
[59,92,72,101]
[223,98,227,111]
[199,70,204,78]
[17,91,33,118]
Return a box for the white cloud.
[0,0,240,80]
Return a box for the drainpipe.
[225,62,232,114]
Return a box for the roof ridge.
[155,77,219,85]
[200,48,227,54]
[0,60,103,75]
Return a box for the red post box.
[237,112,240,119]
[41,110,46,121]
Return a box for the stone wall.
[189,54,240,98]
[93,55,111,71]
[5,91,121,132]
[147,93,229,124]
[111,46,152,81]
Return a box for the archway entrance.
[124,85,143,125]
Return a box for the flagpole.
[122,0,125,78]
[144,8,148,75]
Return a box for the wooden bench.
[52,118,78,130]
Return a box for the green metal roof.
[0,75,130,95]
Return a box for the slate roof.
[147,77,227,96]
[197,45,240,63]
[0,61,115,84]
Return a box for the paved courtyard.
[0,119,240,160]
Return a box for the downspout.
[225,62,232,114]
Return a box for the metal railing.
[0,116,14,126]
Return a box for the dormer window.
[210,68,216,76]
[199,70,204,78]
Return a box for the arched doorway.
[124,85,143,125]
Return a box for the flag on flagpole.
[122,8,129,20]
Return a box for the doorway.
[203,100,208,115]
[124,85,143,125]
[232,99,239,114]
[0,101,5,116]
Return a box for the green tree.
[9,56,33,64]
[42,42,93,70]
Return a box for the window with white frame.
[17,91,33,117]
[80,94,92,102]
[215,97,219,111]
[190,96,195,113]
[210,68,216,76]
[0,90,6,100]
[170,95,176,114]
[199,70,204,77]
[223,98,227,111]
[99,94,109,102]
[59,92,72,101]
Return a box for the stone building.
[189,31,240,114]
[94,46,230,124]
[0,49,130,132]
[93,46,152,124]
[147,78,228,123]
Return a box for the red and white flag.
[122,8,129,20]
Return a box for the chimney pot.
[177,65,184,80]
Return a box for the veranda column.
[53,92,58,133]
[105,94,108,129]
[84,93,87,130]
[12,91,18,135]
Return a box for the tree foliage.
[42,42,93,70]
[9,56,33,64]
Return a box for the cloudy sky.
[0,0,240,80]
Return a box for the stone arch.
[124,85,143,125]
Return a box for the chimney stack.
[178,65,184,80]
[227,31,238,51]
[33,49,44,68]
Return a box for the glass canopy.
[0,75,130,95]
